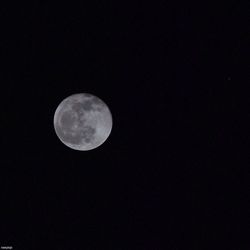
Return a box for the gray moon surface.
[53,93,113,151]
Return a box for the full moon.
[53,93,113,151]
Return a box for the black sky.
[0,1,249,249]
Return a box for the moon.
[53,93,113,151]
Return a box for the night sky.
[0,1,249,249]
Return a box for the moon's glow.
[54,93,112,151]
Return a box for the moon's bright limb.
[53,93,113,151]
